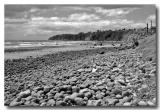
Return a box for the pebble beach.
[4,38,157,107]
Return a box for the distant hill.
[48,27,156,41]
[49,29,129,41]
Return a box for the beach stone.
[56,101,66,106]
[9,98,22,106]
[106,98,119,105]
[147,101,155,106]
[44,86,52,93]
[84,92,92,99]
[60,85,71,91]
[40,102,46,106]
[33,86,43,92]
[64,92,79,102]
[112,68,121,73]
[116,94,122,99]
[138,101,147,106]
[96,93,104,99]
[152,98,156,104]
[79,88,89,94]
[92,68,97,73]
[74,97,85,105]
[112,89,122,95]
[77,69,85,72]
[54,93,64,99]
[47,99,56,106]
[122,91,131,97]
[123,102,131,106]
[36,90,44,98]
[17,90,31,99]
[30,102,39,106]
[24,96,32,101]
[72,86,80,93]
[87,100,101,106]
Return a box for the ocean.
[4,40,85,49]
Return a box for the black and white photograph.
[4,4,157,107]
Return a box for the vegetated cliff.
[48,27,156,42]
[48,29,130,41]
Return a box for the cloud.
[147,14,156,21]
[5,18,28,24]
[67,13,100,21]
[94,7,140,16]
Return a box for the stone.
[96,93,103,99]
[152,98,156,104]
[9,99,22,106]
[122,91,131,97]
[138,101,147,106]
[106,98,119,105]
[74,97,85,105]
[77,68,85,72]
[147,101,155,106]
[40,102,46,106]
[87,100,101,106]
[56,101,66,106]
[54,93,64,99]
[47,99,56,106]
[33,86,43,92]
[17,90,31,99]
[60,85,71,91]
[72,86,80,93]
[79,88,89,94]
[112,68,121,73]
[36,90,44,98]
[84,92,92,99]
[64,93,79,102]
[25,96,32,101]
[92,68,97,73]
[112,89,122,95]
[116,94,122,99]
[44,86,52,93]
[119,96,132,103]
[123,102,131,106]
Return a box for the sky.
[5,5,156,40]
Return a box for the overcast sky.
[5,5,156,40]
